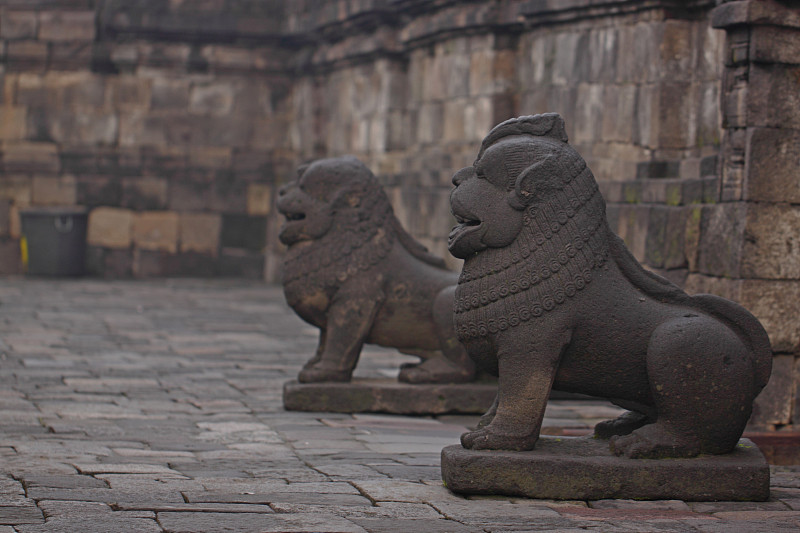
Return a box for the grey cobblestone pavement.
[0,279,798,532]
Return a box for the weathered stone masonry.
[284,0,799,430]
[0,0,295,278]
[0,0,797,429]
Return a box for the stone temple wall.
[284,0,725,281]
[0,0,797,430]
[0,0,295,278]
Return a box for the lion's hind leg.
[398,286,476,384]
[594,410,650,439]
[610,315,756,459]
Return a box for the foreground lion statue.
[277,155,475,384]
[448,113,772,459]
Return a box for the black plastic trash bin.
[20,206,88,277]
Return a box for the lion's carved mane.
[283,168,446,306]
[454,141,608,340]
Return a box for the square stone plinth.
[283,379,496,415]
[441,436,770,501]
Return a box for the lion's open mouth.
[449,213,483,246]
[449,214,481,240]
[448,207,486,258]
[454,214,479,227]
[278,210,310,246]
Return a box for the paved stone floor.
[0,279,798,533]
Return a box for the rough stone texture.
[707,0,800,432]
[38,11,96,42]
[178,212,221,255]
[0,11,38,40]
[749,355,795,428]
[741,204,800,280]
[0,278,798,531]
[283,380,496,415]
[0,0,727,281]
[277,156,476,385]
[31,176,77,206]
[4,142,60,173]
[0,238,21,274]
[0,0,796,428]
[86,207,132,248]
[0,199,10,236]
[745,127,800,203]
[684,275,800,356]
[0,2,291,279]
[132,211,179,253]
[448,113,772,461]
[696,203,747,278]
[121,178,168,211]
[441,437,770,501]
[246,183,272,216]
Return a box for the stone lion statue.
[277,155,475,384]
[448,113,772,459]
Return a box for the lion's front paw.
[609,424,700,459]
[297,363,352,383]
[460,426,538,451]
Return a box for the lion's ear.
[513,155,560,208]
[507,190,527,211]
[345,193,361,208]
[330,187,362,210]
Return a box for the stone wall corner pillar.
[711,0,800,429]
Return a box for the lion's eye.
[475,168,487,180]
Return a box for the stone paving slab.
[0,279,798,532]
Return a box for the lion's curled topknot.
[476,112,569,161]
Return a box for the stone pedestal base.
[283,379,496,415]
[441,436,770,501]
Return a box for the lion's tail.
[608,231,773,394]
[389,216,449,270]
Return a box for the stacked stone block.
[0,1,293,278]
[683,0,800,429]
[283,0,798,430]
[0,0,798,429]
[286,0,725,277]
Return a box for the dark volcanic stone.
[276,156,477,385]
[441,437,770,501]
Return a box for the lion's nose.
[452,167,472,186]
[278,184,290,196]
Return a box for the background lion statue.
[277,155,475,384]
[448,113,772,459]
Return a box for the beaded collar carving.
[454,160,609,341]
[283,190,395,295]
